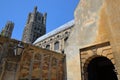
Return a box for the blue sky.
[0,0,79,40]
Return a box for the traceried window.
[54,41,59,51]
[46,45,50,50]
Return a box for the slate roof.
[33,20,74,44]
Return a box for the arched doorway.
[87,57,118,80]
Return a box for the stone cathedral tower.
[1,21,14,38]
[22,6,47,44]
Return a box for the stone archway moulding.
[80,42,117,80]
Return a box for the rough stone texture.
[80,42,115,80]
[0,36,65,80]
[22,6,47,44]
[65,0,120,80]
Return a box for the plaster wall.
[65,0,120,80]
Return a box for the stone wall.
[65,0,120,80]
[0,36,65,80]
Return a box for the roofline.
[33,20,75,44]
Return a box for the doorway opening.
[87,57,118,80]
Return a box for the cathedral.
[0,0,120,80]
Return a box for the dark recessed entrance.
[87,57,118,80]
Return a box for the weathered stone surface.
[0,36,65,80]
[65,0,120,80]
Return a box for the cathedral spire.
[34,6,37,13]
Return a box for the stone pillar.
[28,53,35,80]
[51,42,54,51]
[48,55,52,80]
[56,60,59,80]
[40,54,44,80]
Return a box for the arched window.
[57,35,60,38]
[46,45,50,50]
[65,31,68,34]
[54,41,59,51]
[64,37,68,43]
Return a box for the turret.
[34,6,37,14]
[1,21,14,38]
[43,13,47,25]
